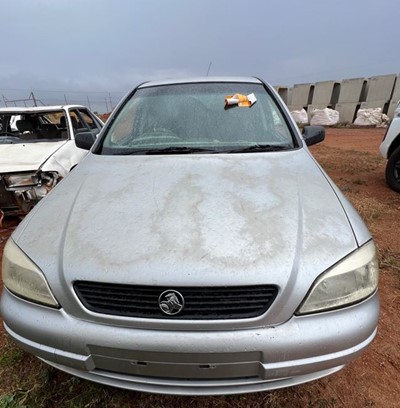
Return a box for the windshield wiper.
[146,146,218,155]
[119,146,218,155]
[221,144,292,153]
[111,144,292,156]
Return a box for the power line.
[0,87,126,94]
[38,97,113,103]
[0,87,123,112]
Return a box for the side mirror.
[303,126,325,146]
[75,131,96,150]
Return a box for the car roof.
[0,105,87,114]
[138,76,263,88]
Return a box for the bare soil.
[0,128,399,407]
[308,128,400,408]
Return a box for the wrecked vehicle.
[0,105,103,213]
[1,78,379,395]
[380,102,400,192]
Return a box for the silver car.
[1,77,379,396]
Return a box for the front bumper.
[0,172,58,213]
[0,182,43,213]
[380,140,390,159]
[1,288,379,396]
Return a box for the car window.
[69,109,100,133]
[100,83,295,155]
[69,110,86,131]
[0,110,68,144]
[78,109,100,130]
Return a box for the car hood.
[0,141,66,173]
[15,149,361,325]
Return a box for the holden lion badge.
[159,290,184,315]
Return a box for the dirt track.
[0,128,399,407]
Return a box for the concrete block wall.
[391,75,400,100]
[335,102,360,124]
[273,86,289,104]
[283,73,400,122]
[311,80,340,107]
[337,78,368,103]
[288,83,314,111]
[365,74,396,102]
[307,80,341,121]
[287,87,292,106]
[335,77,368,123]
[387,75,400,118]
[388,100,399,119]
[357,74,397,120]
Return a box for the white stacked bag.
[290,109,309,125]
[309,108,339,126]
[353,108,389,127]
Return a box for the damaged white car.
[0,105,103,213]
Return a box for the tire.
[386,145,400,193]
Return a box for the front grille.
[74,282,278,320]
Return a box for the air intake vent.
[74,282,278,320]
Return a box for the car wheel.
[386,145,400,193]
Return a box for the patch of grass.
[352,178,367,186]
[312,145,384,176]
[0,394,26,408]
[348,194,387,222]
[0,366,113,408]
[309,398,337,408]
[0,339,23,367]
[380,249,400,272]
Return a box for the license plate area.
[89,346,262,380]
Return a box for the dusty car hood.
[0,141,66,173]
[15,149,360,324]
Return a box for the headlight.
[40,171,60,188]
[2,239,59,308]
[3,173,39,188]
[297,240,378,315]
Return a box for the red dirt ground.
[309,128,400,407]
[0,128,399,407]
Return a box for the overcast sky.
[0,0,398,112]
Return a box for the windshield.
[100,82,295,155]
[0,110,68,144]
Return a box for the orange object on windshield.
[225,93,257,108]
